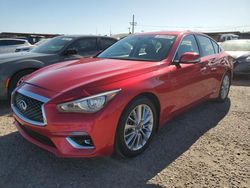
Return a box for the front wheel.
[115,97,157,158]
[216,73,231,102]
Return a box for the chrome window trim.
[66,137,95,149]
[11,87,50,127]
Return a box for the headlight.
[57,89,121,113]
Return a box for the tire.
[8,70,34,99]
[216,73,231,102]
[115,97,158,158]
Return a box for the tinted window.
[98,35,177,61]
[0,40,7,46]
[211,40,220,53]
[0,40,25,46]
[196,35,215,56]
[100,38,117,50]
[31,37,74,54]
[13,40,26,45]
[72,38,97,52]
[174,35,199,60]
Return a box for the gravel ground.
[0,78,249,188]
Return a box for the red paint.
[13,31,233,157]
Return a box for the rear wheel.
[115,97,157,158]
[8,70,34,99]
[216,73,230,102]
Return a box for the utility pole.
[129,14,137,34]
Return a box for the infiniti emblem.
[18,100,28,111]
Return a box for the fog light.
[66,135,95,149]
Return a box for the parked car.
[0,38,32,54]
[218,34,239,42]
[11,31,233,158]
[15,38,51,52]
[220,39,250,75]
[0,35,117,100]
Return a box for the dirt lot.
[0,78,249,188]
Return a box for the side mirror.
[63,48,78,56]
[179,52,200,64]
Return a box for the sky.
[0,0,249,35]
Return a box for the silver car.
[221,40,250,76]
[0,38,32,54]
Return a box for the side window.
[0,40,6,46]
[72,38,97,53]
[100,38,116,50]
[0,40,25,46]
[8,40,25,45]
[15,40,26,45]
[211,40,219,54]
[174,35,199,60]
[196,35,215,56]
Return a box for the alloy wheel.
[220,74,230,99]
[123,104,154,151]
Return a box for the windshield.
[31,37,73,54]
[98,34,177,61]
[221,40,250,51]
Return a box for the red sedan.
[11,31,233,158]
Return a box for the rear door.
[195,35,220,95]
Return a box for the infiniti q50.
[11,31,233,158]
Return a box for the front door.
[162,34,209,114]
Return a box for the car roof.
[132,31,206,37]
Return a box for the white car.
[15,38,50,52]
[0,38,32,54]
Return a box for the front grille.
[19,123,56,148]
[13,91,44,124]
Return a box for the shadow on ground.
[0,98,231,188]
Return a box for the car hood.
[225,51,250,59]
[0,52,53,64]
[25,58,159,93]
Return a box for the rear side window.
[100,38,117,50]
[211,40,220,53]
[174,35,199,60]
[0,40,25,46]
[196,35,215,56]
[73,38,97,52]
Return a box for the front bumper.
[14,119,97,157]
[12,85,125,158]
[13,103,122,158]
